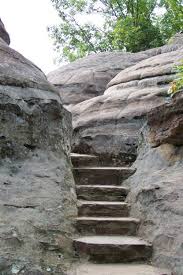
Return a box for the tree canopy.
[48,0,183,62]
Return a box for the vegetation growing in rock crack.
[168,61,183,97]
[48,0,183,62]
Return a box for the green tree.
[48,0,182,62]
[159,0,183,41]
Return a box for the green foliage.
[159,0,183,41]
[48,0,183,62]
[168,62,183,97]
[112,16,162,52]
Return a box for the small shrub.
[168,61,183,97]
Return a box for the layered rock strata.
[48,50,163,109]
[72,40,183,164]
[0,22,77,275]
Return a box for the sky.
[0,0,60,74]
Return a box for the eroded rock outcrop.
[126,93,183,274]
[72,40,183,164]
[0,22,77,275]
[47,51,161,109]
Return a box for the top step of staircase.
[71,153,99,167]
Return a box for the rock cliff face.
[72,40,183,164]
[0,22,77,275]
[127,93,183,274]
[47,51,161,109]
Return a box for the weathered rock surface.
[72,39,183,164]
[0,22,77,275]
[147,92,183,147]
[126,93,183,274]
[47,51,162,108]
[0,18,10,44]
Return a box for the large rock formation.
[126,93,183,274]
[72,39,183,164]
[47,51,162,109]
[0,22,77,274]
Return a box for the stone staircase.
[71,153,153,264]
[69,155,171,273]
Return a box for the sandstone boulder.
[47,51,161,108]
[72,41,183,164]
[0,22,77,275]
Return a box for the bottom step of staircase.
[74,236,152,263]
[69,263,171,275]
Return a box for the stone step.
[71,153,99,167]
[73,236,152,263]
[78,201,130,217]
[76,217,139,235]
[73,167,135,185]
[76,185,129,201]
[70,263,171,275]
